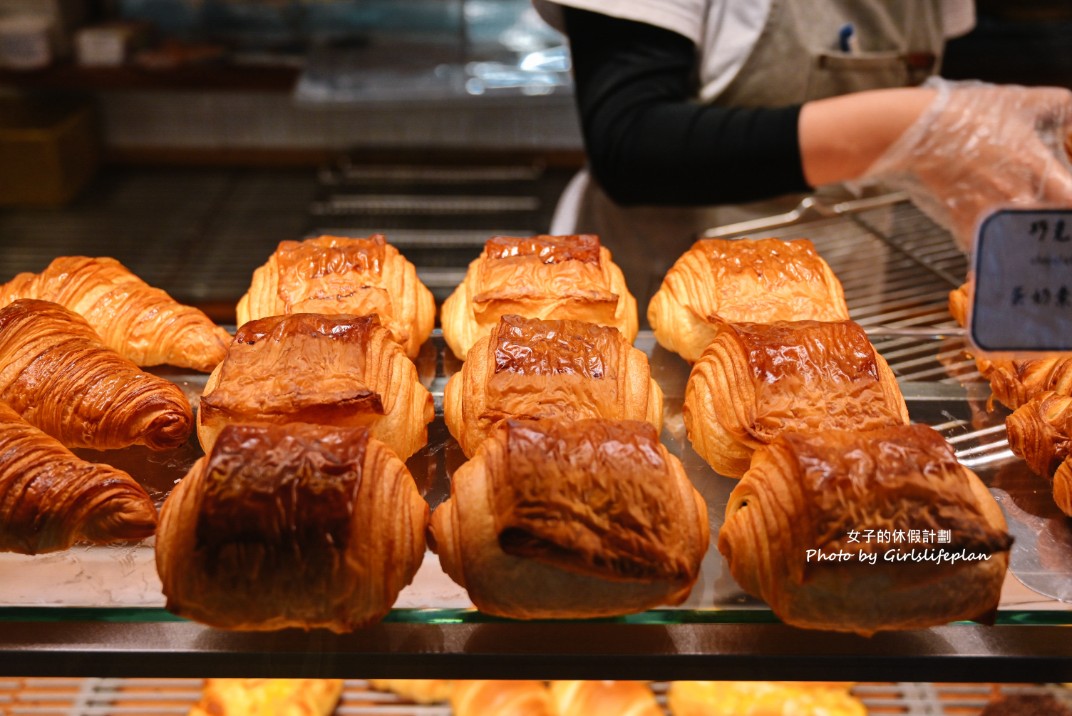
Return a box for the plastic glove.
[861,78,1072,251]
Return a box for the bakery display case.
[0,193,1070,683]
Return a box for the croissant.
[197,313,433,460]
[451,681,553,716]
[0,299,193,451]
[156,422,428,632]
[431,418,709,619]
[444,314,663,457]
[1056,460,1072,517]
[0,400,157,554]
[367,680,453,704]
[439,234,638,360]
[667,681,866,716]
[549,681,662,716]
[718,423,1012,636]
[648,237,849,362]
[0,256,231,372]
[1006,391,1072,477]
[236,234,435,359]
[684,319,908,477]
[188,679,343,716]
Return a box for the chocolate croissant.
[685,320,908,477]
[0,299,193,451]
[0,400,157,554]
[648,237,849,362]
[0,256,231,372]
[444,315,663,457]
[667,681,866,716]
[156,422,428,632]
[236,234,435,359]
[197,313,433,460]
[439,234,638,360]
[431,419,709,619]
[549,681,662,716]
[719,424,1011,636]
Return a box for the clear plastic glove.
[861,78,1072,251]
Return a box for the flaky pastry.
[431,419,708,619]
[451,681,553,716]
[719,424,1011,636]
[156,422,428,632]
[236,234,434,358]
[198,313,433,460]
[549,681,662,716]
[648,237,849,362]
[0,299,193,451]
[685,320,908,477]
[439,234,638,360]
[667,681,865,716]
[367,680,453,704]
[0,256,231,372]
[188,679,343,716]
[444,314,662,457]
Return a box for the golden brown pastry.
[684,319,908,477]
[431,419,709,619]
[439,234,638,360]
[719,423,1012,636]
[236,234,435,359]
[197,313,433,460]
[0,256,231,372]
[156,422,428,632]
[1006,391,1072,477]
[444,314,663,457]
[667,681,866,716]
[0,400,157,554]
[1055,460,1072,517]
[648,237,849,362]
[367,680,453,704]
[0,299,193,451]
[187,678,343,716]
[549,681,662,716]
[451,681,553,716]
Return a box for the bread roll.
[237,235,435,359]
[648,237,849,362]
[431,419,708,619]
[198,313,433,460]
[0,256,231,372]
[549,681,662,716]
[0,298,193,451]
[188,679,343,716]
[156,422,428,632]
[439,234,638,360]
[719,424,1011,636]
[444,314,662,457]
[685,319,908,477]
[667,681,866,716]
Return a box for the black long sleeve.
[563,7,811,206]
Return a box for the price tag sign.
[970,208,1072,355]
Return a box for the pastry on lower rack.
[549,681,662,716]
[718,423,1012,636]
[236,234,435,358]
[431,419,709,619]
[451,681,553,716]
[0,401,157,554]
[0,255,231,372]
[1006,391,1072,478]
[439,234,638,360]
[979,693,1072,716]
[197,313,433,460]
[667,681,866,716]
[156,422,428,632]
[648,237,849,362]
[0,299,193,451]
[444,314,663,457]
[367,680,453,704]
[188,678,344,716]
[684,319,908,477]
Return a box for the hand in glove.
[861,79,1072,251]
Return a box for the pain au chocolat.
[439,234,638,360]
[431,419,708,619]
[197,313,433,460]
[0,256,231,372]
[684,319,908,477]
[718,424,1011,636]
[156,422,428,632]
[444,315,662,457]
[237,235,435,359]
[648,237,849,362]
[0,299,192,451]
